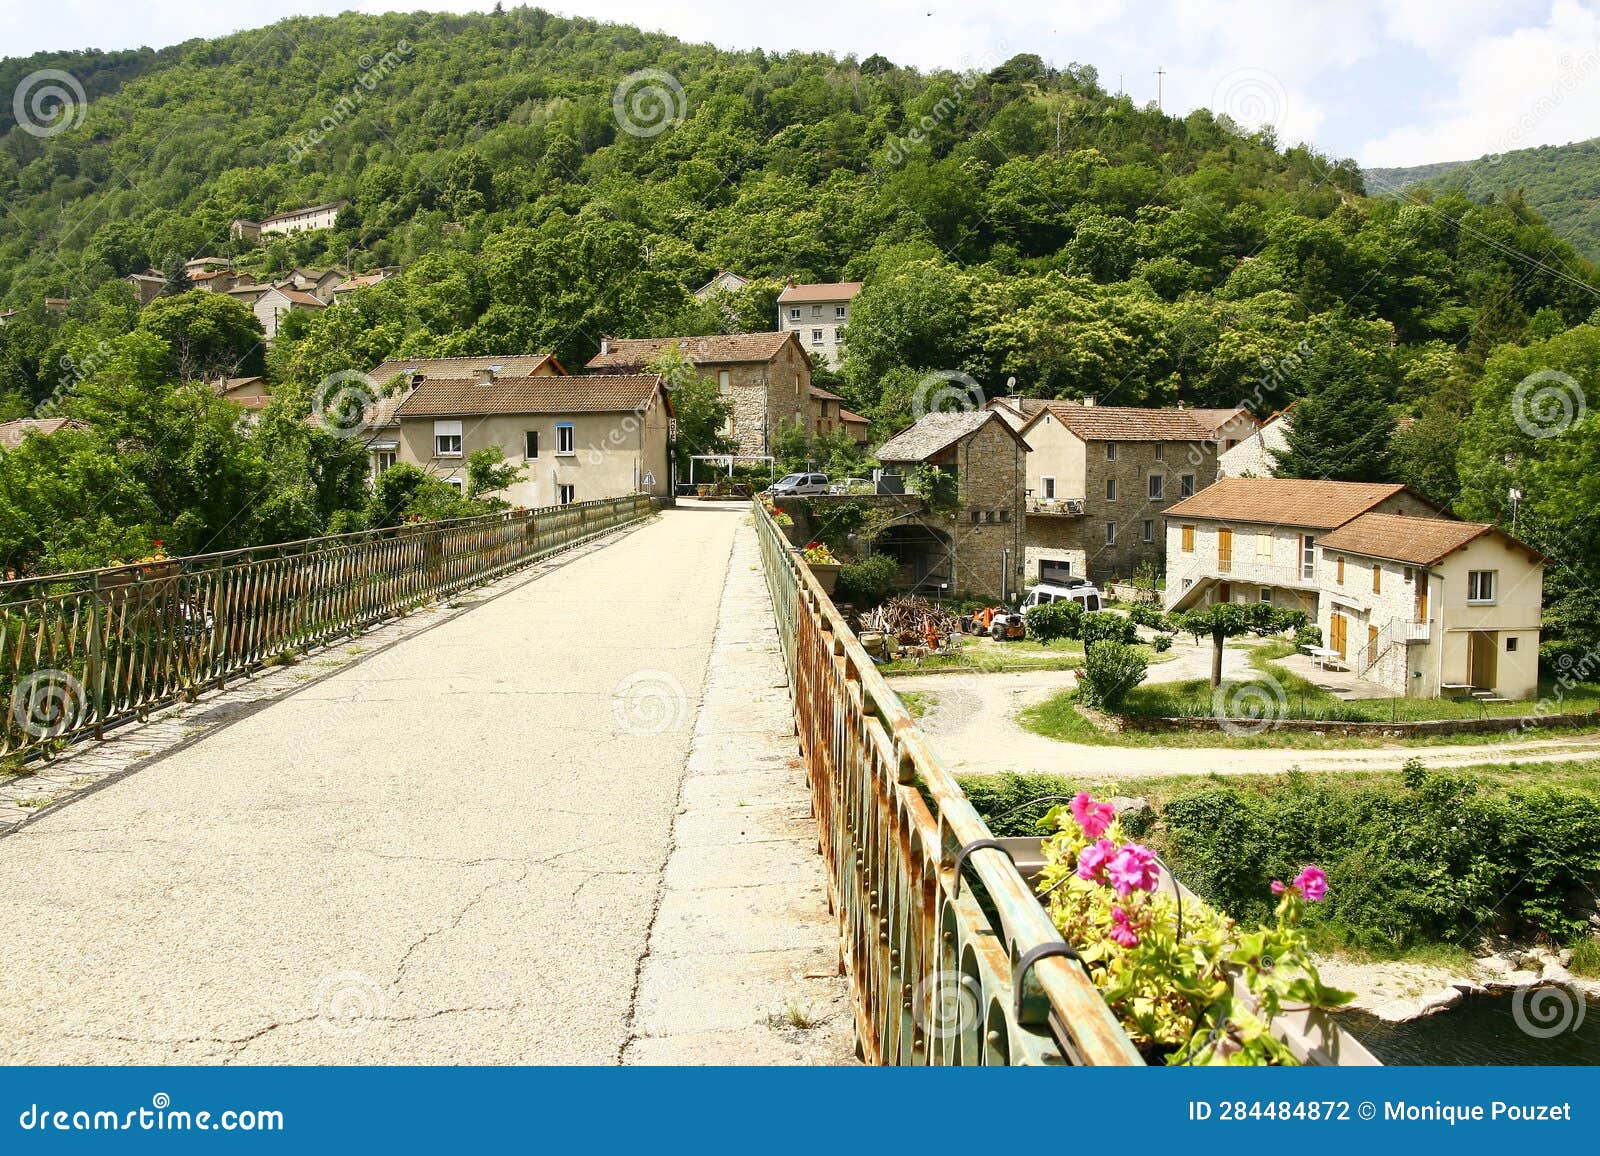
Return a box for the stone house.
[1219,409,1293,477]
[213,376,271,426]
[873,410,1028,601]
[1015,401,1256,587]
[231,200,348,243]
[123,271,165,306]
[0,417,88,450]
[584,332,815,459]
[693,270,750,299]
[394,371,673,507]
[777,281,862,369]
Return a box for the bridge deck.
[0,505,845,1063]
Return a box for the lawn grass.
[899,690,934,719]
[882,635,1178,677]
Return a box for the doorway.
[1468,631,1498,691]
[1330,611,1348,661]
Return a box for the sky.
[4,0,1600,167]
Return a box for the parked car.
[767,472,830,496]
[828,477,873,495]
[1020,579,1103,613]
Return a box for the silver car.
[768,472,830,497]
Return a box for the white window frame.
[558,484,576,505]
[1467,570,1497,604]
[811,328,824,344]
[1301,534,1316,580]
[555,422,575,455]
[835,305,847,319]
[433,419,463,458]
[1105,442,1117,461]
[717,369,731,395]
[1255,532,1273,560]
[788,307,801,321]
[1040,476,1056,499]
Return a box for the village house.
[584,332,816,459]
[212,376,271,425]
[776,281,862,369]
[0,417,88,451]
[230,200,349,244]
[331,268,399,299]
[692,270,750,299]
[240,284,325,342]
[810,386,869,445]
[393,370,673,508]
[1219,409,1293,477]
[872,410,1029,601]
[123,270,166,306]
[1015,400,1258,586]
[1158,478,1541,698]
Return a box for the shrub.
[1152,634,1173,653]
[836,554,898,606]
[1128,604,1170,631]
[1025,598,1084,642]
[1080,610,1138,647]
[1078,640,1149,711]
[1293,623,1323,650]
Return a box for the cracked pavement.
[0,505,753,1063]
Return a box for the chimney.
[1083,395,1096,407]
[476,367,495,384]
[599,337,611,357]
[1176,400,1186,409]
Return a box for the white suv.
[768,472,830,496]
[1020,579,1103,613]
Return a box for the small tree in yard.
[1174,602,1305,688]
[1078,641,1149,711]
[1025,599,1083,642]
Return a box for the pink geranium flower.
[1109,905,1140,948]
[1106,844,1161,896]
[1293,865,1328,902]
[1070,791,1116,839]
[1075,838,1116,884]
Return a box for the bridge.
[0,496,1339,1065]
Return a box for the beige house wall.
[778,297,852,368]
[396,404,671,508]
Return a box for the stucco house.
[393,371,674,507]
[584,332,815,459]
[1016,401,1255,586]
[212,376,272,425]
[693,270,750,299]
[873,410,1029,601]
[776,281,862,369]
[247,285,326,342]
[231,200,349,244]
[0,417,88,451]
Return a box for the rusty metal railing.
[752,498,1140,1066]
[2,495,653,761]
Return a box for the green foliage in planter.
[1160,769,1600,949]
[1024,598,1083,642]
[1080,610,1139,647]
[836,554,899,606]
[1078,640,1149,710]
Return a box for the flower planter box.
[806,561,842,595]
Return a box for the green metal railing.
[753,498,1140,1066]
[2,495,653,760]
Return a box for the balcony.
[1025,496,1085,516]
[1407,619,1432,642]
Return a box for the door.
[1367,624,1379,666]
[1217,582,1232,604]
[1468,631,1497,690]
[1217,528,1233,573]
[1330,612,1348,661]
[1415,578,1429,623]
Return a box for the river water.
[1337,993,1600,1065]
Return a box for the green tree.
[1269,329,1397,481]
[1174,602,1304,688]
[136,291,266,381]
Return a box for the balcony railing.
[752,496,1140,1066]
[1024,496,1085,516]
[1,496,653,761]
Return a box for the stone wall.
[1080,439,1221,584]
[1022,515,1088,586]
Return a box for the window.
[1105,477,1118,501]
[1301,535,1316,579]
[1154,444,1164,462]
[1181,524,1195,553]
[717,369,731,395]
[446,478,464,494]
[1372,565,1382,594]
[1180,474,1195,497]
[373,450,396,475]
[555,423,575,455]
[1255,532,1273,560]
[811,329,824,344]
[1142,519,1154,544]
[1105,521,1117,545]
[524,430,539,459]
[1147,474,1164,501]
[1506,636,1518,653]
[558,484,576,505]
[433,419,462,457]
[1336,556,1345,584]
[1259,588,1274,604]
[1105,442,1118,461]
[1041,476,1056,499]
[1468,570,1497,603]
[811,305,822,318]
[835,305,847,319]
[788,307,801,321]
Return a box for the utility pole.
[1155,67,1165,110]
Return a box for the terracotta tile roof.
[777,281,863,304]
[1317,513,1519,566]
[368,354,562,384]
[584,332,795,370]
[809,385,846,402]
[0,417,88,450]
[396,374,667,418]
[994,397,1051,418]
[839,409,868,425]
[875,410,1023,462]
[1023,402,1212,442]
[1163,478,1413,529]
[213,376,266,394]
[258,200,348,225]
[1188,406,1254,432]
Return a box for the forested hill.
[1367,137,1600,261]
